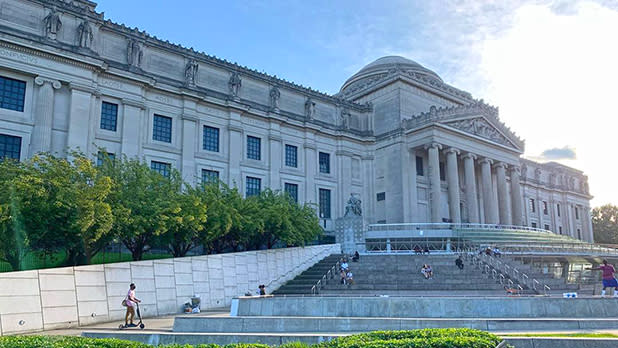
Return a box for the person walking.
[588,260,618,297]
[123,283,141,327]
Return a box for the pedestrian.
[455,256,464,270]
[258,284,266,295]
[122,283,141,327]
[588,260,618,297]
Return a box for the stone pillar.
[268,133,282,190]
[445,147,461,223]
[462,153,479,223]
[480,158,497,224]
[408,149,418,223]
[31,77,61,156]
[338,151,353,214]
[361,155,374,223]
[510,166,523,226]
[67,84,95,154]
[228,111,243,187]
[585,207,594,242]
[495,162,510,225]
[426,142,442,223]
[304,141,317,203]
[181,115,198,185]
[121,100,144,159]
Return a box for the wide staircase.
[272,253,342,295]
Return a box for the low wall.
[0,244,340,335]
[235,296,618,318]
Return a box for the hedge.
[0,330,507,348]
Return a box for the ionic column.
[445,147,461,223]
[426,142,442,223]
[181,114,198,185]
[480,158,497,224]
[31,77,61,156]
[495,162,510,225]
[510,166,523,226]
[463,153,479,223]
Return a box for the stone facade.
[0,0,593,241]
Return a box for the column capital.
[494,161,508,170]
[509,165,521,175]
[444,147,460,156]
[479,158,493,165]
[462,152,477,160]
[35,76,61,89]
[424,142,442,151]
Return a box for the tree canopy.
[592,204,618,244]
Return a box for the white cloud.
[539,147,577,160]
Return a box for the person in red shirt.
[588,260,618,297]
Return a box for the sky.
[96,0,618,207]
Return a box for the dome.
[339,56,443,94]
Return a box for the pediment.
[443,117,520,150]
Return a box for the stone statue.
[228,72,242,97]
[269,85,280,111]
[127,39,143,67]
[77,20,93,49]
[185,59,199,86]
[304,97,315,120]
[43,8,62,39]
[340,108,351,129]
[344,194,362,217]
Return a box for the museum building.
[0,0,594,241]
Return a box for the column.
[181,115,197,185]
[67,84,94,154]
[510,166,523,226]
[445,147,461,223]
[268,133,282,190]
[462,153,479,223]
[480,158,497,224]
[304,141,317,203]
[361,155,374,222]
[408,149,418,223]
[495,162,510,225]
[337,151,352,213]
[585,207,594,242]
[31,77,61,156]
[121,100,144,158]
[426,142,442,223]
[228,111,243,187]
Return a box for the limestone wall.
[0,244,340,335]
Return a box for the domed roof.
[340,56,443,94]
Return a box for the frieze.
[0,47,38,64]
[444,118,514,148]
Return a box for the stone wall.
[0,244,340,335]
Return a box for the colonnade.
[420,142,523,226]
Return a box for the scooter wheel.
[139,323,145,329]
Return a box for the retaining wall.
[0,244,340,335]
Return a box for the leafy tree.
[0,159,29,271]
[165,185,208,257]
[592,204,618,244]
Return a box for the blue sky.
[96,1,618,207]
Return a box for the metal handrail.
[310,259,341,295]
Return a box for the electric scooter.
[119,302,145,329]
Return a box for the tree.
[0,159,29,271]
[592,204,618,244]
[164,185,208,257]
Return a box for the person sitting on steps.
[421,264,433,279]
[345,270,354,285]
[352,251,360,262]
[414,245,422,254]
[455,256,464,270]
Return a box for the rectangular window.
[559,226,563,234]
[285,144,298,167]
[557,203,561,217]
[544,224,550,231]
[0,134,21,161]
[543,201,548,215]
[96,151,115,166]
[202,169,219,184]
[151,160,171,178]
[100,102,118,131]
[439,162,446,181]
[530,198,536,213]
[319,188,331,219]
[153,114,172,143]
[377,192,386,201]
[416,156,424,176]
[577,229,581,239]
[531,222,537,229]
[284,182,298,203]
[246,176,261,197]
[247,136,261,160]
[319,152,330,174]
[0,76,26,112]
[575,207,580,219]
[203,126,219,152]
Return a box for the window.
[557,203,561,217]
[151,161,171,178]
[246,176,261,197]
[439,162,446,181]
[544,224,550,231]
[543,201,548,215]
[96,151,115,166]
[0,76,26,112]
[153,115,172,143]
[529,198,536,213]
[377,192,386,201]
[377,220,386,224]
[575,207,579,220]
[247,136,261,160]
[319,152,330,174]
[285,144,297,167]
[416,156,424,176]
[319,188,331,219]
[202,169,219,184]
[559,226,563,234]
[284,182,298,203]
[577,229,581,239]
[203,126,219,152]
[0,134,21,161]
[100,102,118,131]
[531,222,537,228]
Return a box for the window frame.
[96,151,115,166]
[246,135,261,161]
[0,75,26,112]
[416,156,424,176]
[150,160,171,178]
[152,114,173,143]
[284,182,299,203]
[202,169,219,184]
[246,176,262,197]
[0,133,22,161]
[319,152,330,174]
[285,144,298,168]
[319,188,331,219]
[203,126,220,152]
[100,101,118,132]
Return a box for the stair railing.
[311,259,340,295]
